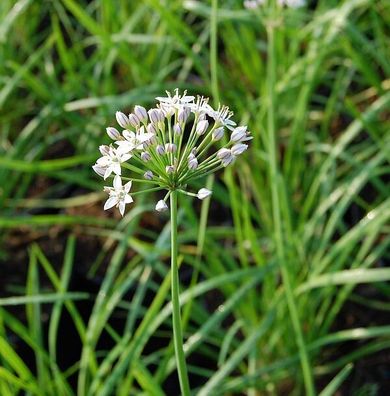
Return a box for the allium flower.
[93,90,251,216]
[95,145,131,179]
[103,175,133,216]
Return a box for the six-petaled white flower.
[104,175,133,216]
[96,145,132,179]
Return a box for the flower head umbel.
[93,90,251,216]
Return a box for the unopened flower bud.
[188,152,196,161]
[212,127,224,141]
[188,157,198,170]
[128,113,140,128]
[148,108,164,124]
[134,105,148,123]
[106,127,121,140]
[144,170,153,180]
[165,143,177,153]
[173,124,182,135]
[116,111,130,128]
[155,200,168,212]
[231,126,252,142]
[166,165,175,174]
[196,119,209,135]
[141,152,151,162]
[217,148,234,166]
[197,188,212,200]
[147,123,157,135]
[156,145,165,155]
[217,148,231,159]
[99,145,110,156]
[231,143,248,156]
[178,106,191,123]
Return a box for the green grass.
[0,0,389,394]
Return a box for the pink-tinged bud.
[116,111,130,128]
[165,143,177,153]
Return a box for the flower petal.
[104,167,112,180]
[113,175,122,189]
[118,201,125,216]
[124,194,133,204]
[124,181,132,193]
[104,197,117,210]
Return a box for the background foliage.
[0,0,389,395]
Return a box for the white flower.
[207,105,236,130]
[104,175,133,216]
[155,200,168,212]
[189,96,211,117]
[197,188,212,200]
[116,111,130,128]
[230,126,253,143]
[116,126,154,154]
[156,88,195,107]
[95,146,132,179]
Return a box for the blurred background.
[0,0,389,395]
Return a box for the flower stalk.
[92,90,251,394]
[170,190,191,396]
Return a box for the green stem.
[170,190,191,396]
[266,20,315,396]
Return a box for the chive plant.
[92,89,251,394]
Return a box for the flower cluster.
[244,0,305,9]
[93,89,251,216]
